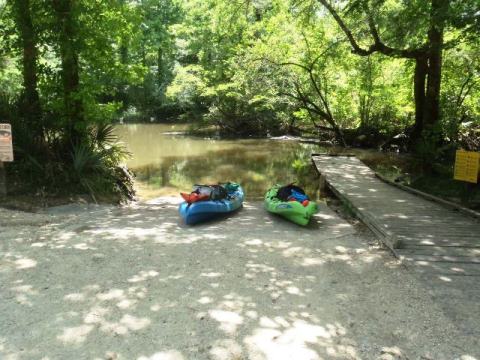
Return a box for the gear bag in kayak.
[276,183,308,202]
[181,182,238,204]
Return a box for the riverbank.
[2,124,477,211]
[116,123,478,210]
[1,199,478,359]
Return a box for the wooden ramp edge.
[312,159,399,257]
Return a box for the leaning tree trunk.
[13,0,42,133]
[53,0,83,144]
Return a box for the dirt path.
[0,199,478,359]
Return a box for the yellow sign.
[454,150,479,183]
[0,123,13,162]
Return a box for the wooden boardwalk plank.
[397,247,480,257]
[312,154,480,275]
[398,254,480,264]
[406,262,480,276]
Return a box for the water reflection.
[116,124,323,200]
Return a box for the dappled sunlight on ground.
[0,200,478,359]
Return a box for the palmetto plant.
[91,124,118,148]
[70,125,134,202]
[71,143,106,175]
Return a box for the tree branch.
[317,0,374,56]
[318,0,427,59]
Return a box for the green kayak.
[264,185,318,226]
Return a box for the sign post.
[454,150,479,184]
[0,123,14,196]
[454,150,479,204]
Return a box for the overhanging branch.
[318,0,427,59]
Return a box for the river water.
[115,124,324,200]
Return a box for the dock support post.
[319,174,326,195]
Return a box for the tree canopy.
[0,0,479,197]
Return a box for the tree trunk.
[157,46,167,97]
[423,0,447,128]
[119,38,129,109]
[409,0,447,148]
[411,57,428,141]
[13,0,42,132]
[141,42,148,109]
[317,0,450,150]
[359,57,374,129]
[53,0,83,143]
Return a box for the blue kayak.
[179,184,244,225]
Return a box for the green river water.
[115,124,325,200]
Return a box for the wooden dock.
[312,154,480,276]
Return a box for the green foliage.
[8,117,135,202]
[291,158,311,179]
[4,0,479,143]
[70,125,135,202]
[164,0,480,146]
[1,0,145,201]
[2,0,480,200]
[441,40,480,149]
